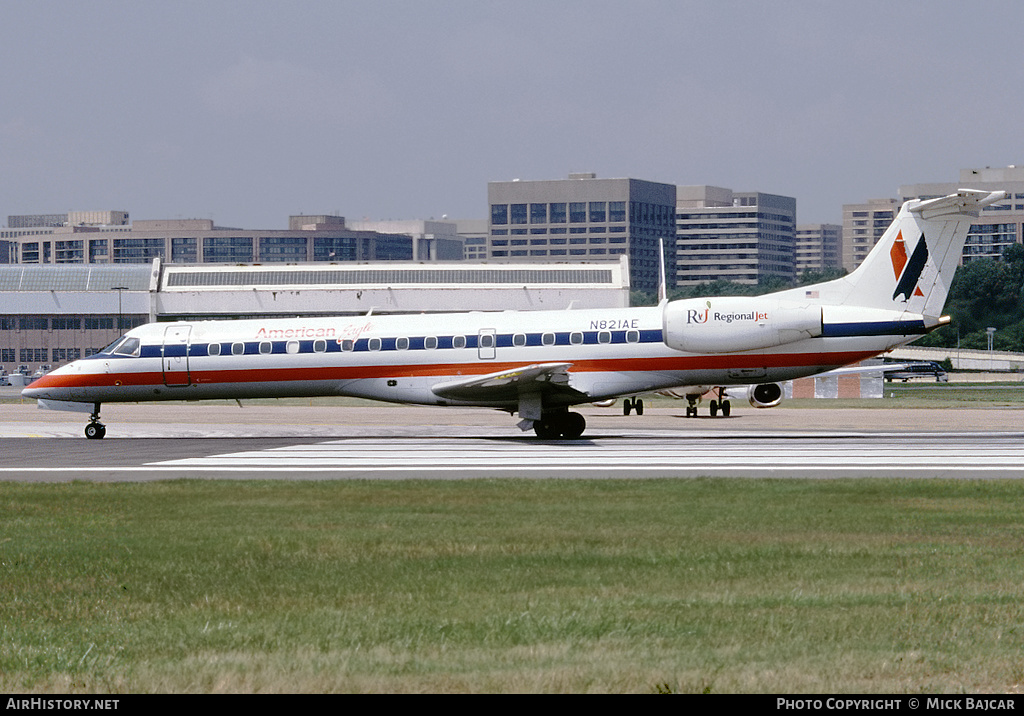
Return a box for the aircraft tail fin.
[828,189,1006,314]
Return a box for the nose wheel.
[85,404,106,439]
[85,422,106,439]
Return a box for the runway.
[2,402,1023,480]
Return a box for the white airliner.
[23,189,1005,439]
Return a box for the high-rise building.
[675,186,796,286]
[796,223,842,275]
[487,174,677,293]
[841,198,899,272]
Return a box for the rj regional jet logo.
[890,231,928,302]
[687,301,711,324]
[686,301,768,325]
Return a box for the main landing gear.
[707,397,731,418]
[85,404,106,440]
[684,388,731,418]
[622,397,644,416]
[533,410,586,439]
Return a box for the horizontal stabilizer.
[909,189,1008,219]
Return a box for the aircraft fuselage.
[27,304,890,410]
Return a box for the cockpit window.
[112,337,141,357]
[98,337,125,354]
[100,336,140,357]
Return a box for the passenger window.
[396,337,409,350]
[424,336,438,350]
[313,339,327,353]
[480,333,495,348]
[286,341,299,354]
[340,339,354,352]
[208,342,222,356]
[569,332,583,345]
[453,335,466,349]
[513,333,527,347]
[625,330,640,344]
[598,331,611,344]
[368,337,382,351]
[259,342,272,354]
[542,332,555,346]
[232,342,245,355]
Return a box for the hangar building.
[0,257,630,375]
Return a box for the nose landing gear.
[85,404,106,439]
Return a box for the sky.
[1,0,1022,229]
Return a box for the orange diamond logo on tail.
[890,231,908,278]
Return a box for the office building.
[453,219,488,260]
[796,223,842,275]
[487,174,677,293]
[347,219,465,261]
[675,186,797,286]
[841,198,899,272]
[1,213,427,265]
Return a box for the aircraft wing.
[430,362,587,404]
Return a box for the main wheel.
[634,399,644,416]
[721,400,731,417]
[533,418,561,439]
[561,412,586,439]
[623,398,633,416]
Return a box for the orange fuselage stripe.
[28,350,880,391]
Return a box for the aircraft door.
[162,325,192,386]
[478,328,496,360]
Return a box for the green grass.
[879,381,1024,407]
[4,478,1024,693]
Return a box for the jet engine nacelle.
[747,382,784,408]
[662,297,822,354]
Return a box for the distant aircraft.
[883,360,949,382]
[23,189,1005,439]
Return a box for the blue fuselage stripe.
[821,321,926,338]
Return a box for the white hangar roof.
[1,258,630,319]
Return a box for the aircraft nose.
[21,370,63,400]
[22,378,47,400]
